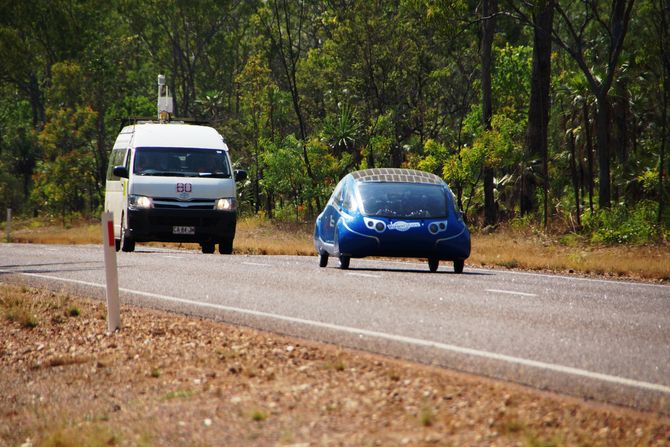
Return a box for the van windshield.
[133,147,231,178]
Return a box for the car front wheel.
[319,253,328,267]
[428,257,439,272]
[339,255,350,270]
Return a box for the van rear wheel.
[201,243,215,254]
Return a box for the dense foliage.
[1,0,668,242]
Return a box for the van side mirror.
[113,166,129,178]
[234,169,247,182]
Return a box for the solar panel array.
[351,168,444,185]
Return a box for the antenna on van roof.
[157,74,173,123]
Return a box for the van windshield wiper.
[190,171,231,178]
[138,170,188,177]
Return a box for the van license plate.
[173,226,195,235]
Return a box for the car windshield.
[133,147,231,178]
[358,182,448,218]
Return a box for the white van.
[104,121,246,254]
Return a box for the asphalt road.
[1,243,668,413]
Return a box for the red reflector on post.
[107,220,114,247]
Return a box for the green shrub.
[582,200,660,244]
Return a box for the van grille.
[152,197,215,210]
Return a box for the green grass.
[160,389,196,400]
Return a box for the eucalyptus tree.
[514,0,555,226]
[119,0,237,117]
[550,0,636,209]
[481,0,498,225]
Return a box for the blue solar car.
[314,168,471,272]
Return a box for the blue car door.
[321,179,346,244]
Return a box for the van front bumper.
[127,208,237,243]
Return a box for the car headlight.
[428,220,448,234]
[128,195,153,209]
[364,217,386,233]
[214,197,237,211]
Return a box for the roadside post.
[101,212,121,332]
[5,208,10,242]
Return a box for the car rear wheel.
[319,253,328,267]
[218,239,233,254]
[428,257,439,272]
[201,242,215,254]
[454,259,464,274]
[338,255,350,270]
[120,218,135,252]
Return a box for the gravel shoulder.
[1,284,669,447]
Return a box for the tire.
[115,238,121,252]
[428,257,439,272]
[201,242,215,254]
[454,259,465,274]
[319,252,328,268]
[218,239,233,255]
[339,255,350,270]
[120,219,135,252]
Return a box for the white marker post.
[101,212,120,332]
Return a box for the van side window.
[106,149,127,180]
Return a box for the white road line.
[486,288,537,297]
[346,272,381,278]
[370,259,669,289]
[242,262,270,267]
[5,269,670,396]
[163,255,184,259]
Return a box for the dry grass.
[4,215,669,282]
[2,284,669,446]
[471,229,670,282]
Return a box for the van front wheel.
[120,221,135,252]
[218,239,233,254]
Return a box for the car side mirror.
[113,166,129,178]
[234,169,247,182]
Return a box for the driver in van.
[189,153,212,174]
[135,153,152,173]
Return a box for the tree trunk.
[582,101,595,215]
[567,127,581,228]
[596,93,612,208]
[481,0,497,226]
[657,0,669,225]
[520,0,554,217]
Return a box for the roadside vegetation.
[1,1,669,251]
[2,284,668,446]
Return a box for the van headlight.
[214,197,237,211]
[128,195,153,210]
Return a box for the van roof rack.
[118,117,212,131]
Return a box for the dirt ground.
[1,284,669,447]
